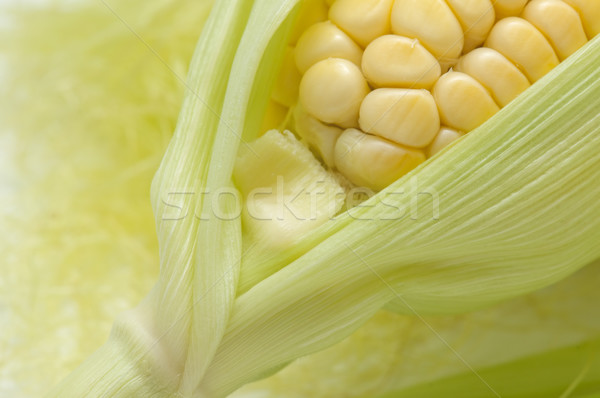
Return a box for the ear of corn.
[236,32,600,313]
[291,0,598,192]
[5,0,597,396]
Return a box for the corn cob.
[267,0,598,191]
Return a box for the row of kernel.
[270,0,598,191]
[294,0,497,192]
[436,0,595,134]
[269,0,499,133]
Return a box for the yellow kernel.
[272,46,302,107]
[485,17,559,82]
[334,128,426,191]
[493,0,529,20]
[299,58,369,128]
[433,71,500,132]
[454,47,530,107]
[289,0,329,45]
[563,0,600,39]
[426,127,464,157]
[445,0,495,53]
[359,88,440,148]
[390,0,464,71]
[294,21,363,74]
[293,104,343,168]
[361,35,441,89]
[522,0,588,61]
[329,0,393,48]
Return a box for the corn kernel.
[334,128,426,191]
[455,47,530,107]
[485,17,559,82]
[299,58,369,128]
[433,71,500,131]
[272,46,302,107]
[445,0,495,53]
[493,0,529,20]
[293,104,343,168]
[359,88,440,148]
[294,21,363,74]
[522,0,588,61]
[390,0,464,71]
[361,35,441,89]
[329,0,393,48]
[563,0,600,39]
[426,127,464,157]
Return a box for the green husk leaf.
[47,0,254,394]
[380,339,600,398]
[47,0,306,395]
[232,260,600,398]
